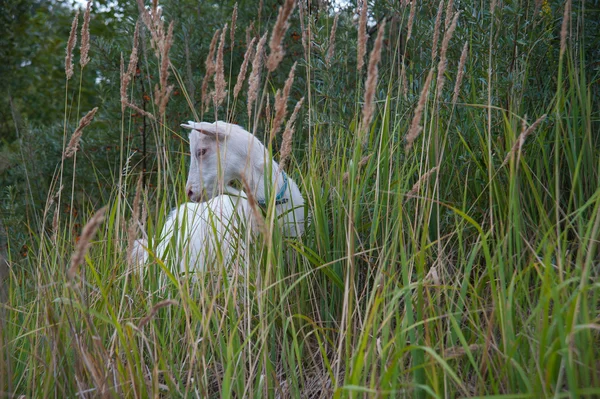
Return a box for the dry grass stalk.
[234,37,257,99]
[68,206,107,280]
[127,174,144,268]
[65,11,79,80]
[452,41,469,105]
[201,29,221,110]
[560,0,571,59]
[125,101,156,121]
[357,0,368,72]
[267,0,296,72]
[360,21,386,140]
[502,114,547,166]
[406,0,417,41]
[435,11,459,103]
[80,1,92,68]
[51,185,64,243]
[326,13,339,66]
[230,3,238,43]
[271,62,297,138]
[213,24,228,108]
[64,107,98,159]
[279,97,304,170]
[342,154,373,183]
[431,0,444,62]
[443,344,481,360]
[444,0,455,29]
[241,177,266,235]
[247,33,267,121]
[405,69,434,151]
[138,300,179,329]
[406,166,439,199]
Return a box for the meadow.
[1,0,599,397]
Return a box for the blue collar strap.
[258,171,289,207]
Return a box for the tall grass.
[1,1,599,398]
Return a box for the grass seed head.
[64,107,98,159]
[68,206,107,280]
[234,37,256,99]
[65,10,79,80]
[406,69,434,151]
[267,0,295,72]
[80,1,92,68]
[357,0,368,72]
[360,21,386,140]
[213,23,228,108]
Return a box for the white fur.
[133,121,305,274]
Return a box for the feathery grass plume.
[271,62,297,138]
[357,0,368,72]
[406,166,439,200]
[342,154,372,183]
[452,41,469,105]
[405,69,434,151]
[125,101,156,121]
[326,13,339,66]
[65,10,79,80]
[435,11,459,102]
[156,21,174,118]
[279,97,304,170]
[247,33,267,121]
[213,24,228,108]
[502,114,547,166]
[80,1,91,68]
[267,0,296,72]
[127,174,143,268]
[64,107,98,159]
[444,0,455,29]
[360,21,386,140]
[400,63,408,99]
[201,29,220,110]
[127,21,140,78]
[560,0,571,59]
[234,37,256,99]
[230,3,238,43]
[406,0,417,41]
[298,1,308,53]
[138,300,178,329]
[67,206,107,280]
[431,0,444,62]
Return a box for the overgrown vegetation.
[1,0,599,397]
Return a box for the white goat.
[132,121,305,274]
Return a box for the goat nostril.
[187,189,194,199]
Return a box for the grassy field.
[1,0,599,397]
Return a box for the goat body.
[133,121,304,274]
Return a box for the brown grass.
[64,107,99,159]
[213,24,228,108]
[326,13,339,66]
[201,29,220,111]
[271,62,297,139]
[405,69,434,151]
[234,37,257,99]
[360,21,386,140]
[67,206,107,280]
[279,97,304,171]
[560,0,571,59]
[431,0,444,62]
[502,114,547,166]
[65,11,79,80]
[80,1,92,68]
[267,0,295,72]
[435,11,459,102]
[452,41,469,105]
[247,33,267,121]
[357,0,368,72]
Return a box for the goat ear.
[181,121,227,139]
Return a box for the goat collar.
[258,171,289,207]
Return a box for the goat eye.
[196,148,207,158]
